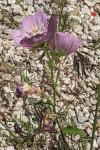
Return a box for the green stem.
[57,119,70,150]
[51,64,56,113]
[47,51,70,150]
[90,85,100,150]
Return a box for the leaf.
[62,126,87,139]
[50,51,64,57]
[21,73,30,84]
[47,60,53,69]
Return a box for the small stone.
[69,110,76,117]
[97,137,100,146]
[8,0,15,4]
[82,5,90,15]
[21,115,28,123]
[6,146,14,150]
[87,35,92,41]
[73,25,83,35]
[90,31,98,40]
[84,0,95,7]
[94,4,100,15]
[24,0,33,5]
[86,143,90,150]
[90,98,97,105]
[93,140,98,148]
[87,128,92,136]
[78,116,88,123]
[2,40,12,50]
[83,107,89,113]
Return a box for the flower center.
[32,26,38,36]
[31,24,46,36]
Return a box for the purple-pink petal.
[49,32,82,54]
[20,33,48,47]
[21,15,36,33]
[21,12,48,34]
[11,29,27,46]
[47,15,57,39]
[16,83,24,98]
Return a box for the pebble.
[86,143,90,150]
[93,140,98,148]
[82,5,90,15]
[69,109,76,117]
[87,128,92,136]
[78,116,88,123]
[8,0,15,5]
[24,0,33,6]
[84,0,95,7]
[90,98,97,105]
[90,31,99,40]
[94,4,100,15]
[97,137,100,147]
[6,146,14,150]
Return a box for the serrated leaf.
[62,126,87,139]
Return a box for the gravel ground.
[0,0,100,150]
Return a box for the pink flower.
[11,11,81,55]
[49,32,82,54]
[11,12,56,48]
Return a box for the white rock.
[78,111,83,117]
[92,25,100,32]
[94,15,100,25]
[73,25,83,35]
[82,5,90,15]
[94,4,100,15]
[83,107,89,113]
[90,31,98,40]
[82,34,87,40]
[97,137,100,146]
[69,16,82,23]
[87,128,92,136]
[69,110,76,117]
[90,98,97,105]
[89,113,94,120]
[63,78,70,84]
[93,140,98,148]
[8,0,15,4]
[86,143,91,150]
[84,0,95,7]
[78,116,88,123]
[24,0,33,5]
[87,35,92,41]
[6,146,14,150]
[21,115,28,123]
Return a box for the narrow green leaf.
[62,126,87,139]
[50,51,65,57]
[47,60,53,69]
[21,73,30,84]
